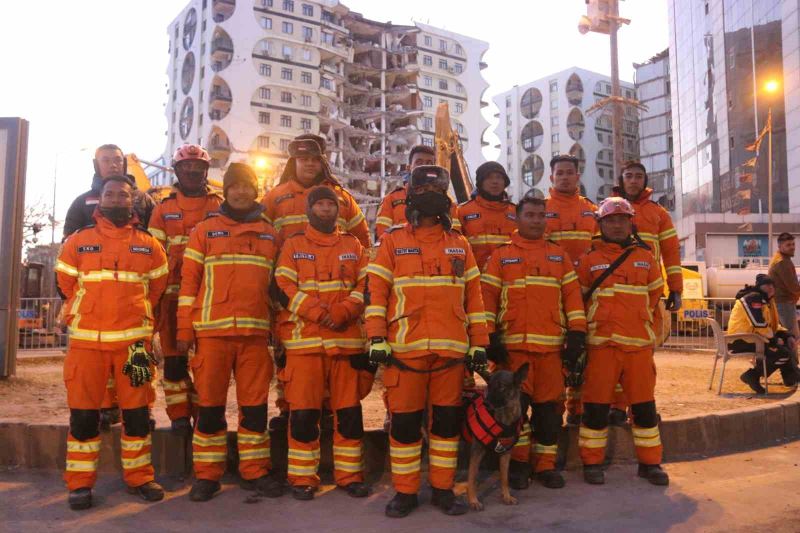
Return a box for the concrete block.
[27,424,67,470]
[715,409,746,453]
[362,430,388,480]
[151,428,190,477]
[661,414,719,461]
[782,401,800,438]
[606,425,636,465]
[0,422,29,467]
[762,404,786,445]
[96,427,121,473]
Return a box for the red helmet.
[172,144,211,167]
[596,196,635,220]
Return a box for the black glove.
[564,351,587,388]
[368,337,391,367]
[122,340,156,388]
[466,346,488,373]
[665,291,682,312]
[562,331,586,373]
[273,343,287,370]
[486,332,509,365]
[350,353,378,374]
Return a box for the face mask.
[407,191,451,217]
[100,206,133,226]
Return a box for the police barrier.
[17,297,66,350]
[660,298,736,352]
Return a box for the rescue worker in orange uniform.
[366,165,489,518]
[56,176,168,510]
[575,197,668,486]
[177,163,284,502]
[274,186,372,501]
[481,194,587,491]
[148,144,222,435]
[458,161,517,270]
[374,145,461,240]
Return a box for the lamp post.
[764,79,779,258]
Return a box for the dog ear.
[513,362,530,386]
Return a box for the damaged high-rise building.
[159,0,489,220]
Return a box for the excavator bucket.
[125,154,152,192]
[434,102,473,203]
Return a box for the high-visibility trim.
[648,278,665,291]
[298,280,352,293]
[534,443,558,454]
[333,460,363,473]
[205,254,273,269]
[165,393,189,405]
[393,276,466,288]
[193,433,227,447]
[350,291,364,303]
[288,291,308,314]
[390,460,421,474]
[282,337,365,350]
[467,312,486,325]
[121,454,152,469]
[333,445,361,457]
[567,309,586,321]
[165,284,181,295]
[503,276,562,289]
[365,305,387,318]
[389,444,422,458]
[429,439,459,452]
[485,311,497,323]
[193,452,227,462]
[55,260,79,277]
[67,439,101,453]
[465,266,480,281]
[548,230,594,241]
[428,456,458,468]
[192,316,270,331]
[666,265,683,275]
[588,333,654,347]
[239,448,271,460]
[275,266,298,282]
[345,212,366,230]
[467,234,512,246]
[659,228,678,240]
[183,248,205,264]
[514,435,531,447]
[238,432,269,445]
[562,271,578,284]
[376,216,393,227]
[69,325,154,343]
[366,263,393,283]
[148,264,169,279]
[481,273,503,288]
[578,426,608,448]
[160,378,186,391]
[287,464,318,476]
[121,436,152,452]
[66,459,99,472]
[148,228,167,241]
[273,214,308,231]
[390,338,469,353]
[287,448,321,460]
[632,426,661,448]
[503,332,564,346]
[167,235,190,246]
[78,270,149,283]
[178,296,196,307]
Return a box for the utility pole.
[608,1,624,177]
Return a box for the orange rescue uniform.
[148,188,222,421]
[575,239,664,467]
[457,195,517,269]
[56,214,168,491]
[374,186,461,240]
[366,223,489,494]
[178,209,279,483]
[274,225,370,488]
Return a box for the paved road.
[3,441,800,533]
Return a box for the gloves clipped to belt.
[465,346,488,373]
[368,337,391,367]
[486,331,509,366]
[122,340,157,388]
[562,331,587,387]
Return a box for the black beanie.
[475,161,510,189]
[306,185,339,210]
[755,274,775,289]
[223,163,259,196]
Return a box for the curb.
[2,391,798,477]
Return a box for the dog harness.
[462,390,523,455]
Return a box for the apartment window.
[439,79,448,90]
[282,44,292,57]
[301,71,312,84]
[259,63,271,76]
[258,135,270,149]
[302,3,313,16]
[261,17,272,30]
[424,35,432,46]
[549,80,558,92]
[423,55,432,66]
[423,116,433,130]
[522,137,532,150]
[260,87,271,99]
[454,63,463,74]
[282,21,293,34]
[551,116,558,127]
[302,49,312,61]
[439,98,446,106]
[456,123,464,135]
[455,44,463,55]
[280,139,290,151]
[439,39,447,52]
[598,167,605,178]
[261,41,272,55]
[439,59,447,70]
[550,98,558,109]
[506,129,511,139]
[200,66,205,79]
[422,137,433,147]
[301,118,311,130]
[423,95,432,108]
[258,112,270,124]
[301,94,311,106]
[283,0,294,11]
[281,90,292,103]
[262,0,273,6]
[455,102,463,114]
[456,83,464,94]
[280,115,292,127]
[281,67,293,80]
[423,75,432,87]
[505,96,511,108]
[552,133,559,143]
[322,31,334,46]
[321,77,332,90]
[303,26,313,41]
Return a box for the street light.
[764,79,780,257]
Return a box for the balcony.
[212,0,234,23]
[210,28,234,72]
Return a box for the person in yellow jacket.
[728,274,798,393]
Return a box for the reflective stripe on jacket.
[544,188,597,265]
[457,196,516,269]
[727,289,784,339]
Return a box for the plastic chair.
[702,317,769,395]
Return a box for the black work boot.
[430,487,468,516]
[189,479,221,502]
[127,480,165,502]
[171,417,192,437]
[339,481,370,498]
[99,407,121,431]
[535,469,566,489]
[255,474,285,498]
[508,459,531,490]
[583,465,605,485]
[608,408,628,426]
[780,367,800,387]
[68,488,92,510]
[385,492,419,518]
[740,369,766,394]
[638,464,669,486]
[291,485,315,501]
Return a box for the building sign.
[738,235,768,257]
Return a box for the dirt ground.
[0,351,794,430]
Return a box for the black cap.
[755,274,775,288]
[475,161,510,189]
[306,185,339,209]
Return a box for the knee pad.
[69,409,100,441]
[531,402,560,445]
[630,401,658,428]
[122,406,150,438]
[582,402,610,430]
[163,356,189,382]
[197,405,227,434]
[290,409,321,443]
[430,405,462,439]
[240,404,268,434]
[336,405,364,440]
[390,410,424,444]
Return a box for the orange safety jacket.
[617,187,683,293]
[274,224,367,356]
[374,187,461,239]
[544,188,597,265]
[262,178,370,247]
[177,208,279,341]
[148,188,222,297]
[481,232,587,352]
[365,223,489,358]
[575,238,664,350]
[55,213,169,350]
[458,195,517,269]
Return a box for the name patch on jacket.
[258,233,275,241]
[207,230,229,238]
[590,264,610,272]
[506,213,517,221]
[275,193,294,205]
[130,246,152,255]
[392,199,406,207]
[633,261,650,269]
[206,211,220,217]
[445,248,465,255]
[582,211,595,217]
[339,253,358,261]
[395,247,421,255]
[501,257,522,265]
[545,212,559,219]
[547,255,563,262]
[77,245,101,253]
[293,252,316,260]
[464,213,481,221]
[163,213,183,220]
